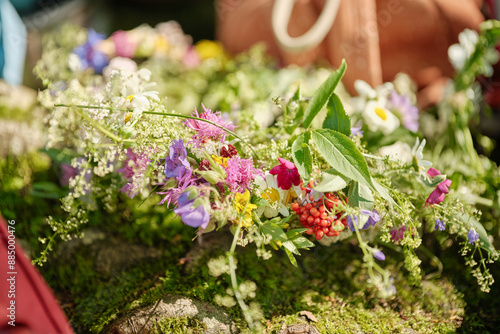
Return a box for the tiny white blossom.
[363,101,400,135]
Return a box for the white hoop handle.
[272,0,340,53]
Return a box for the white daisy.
[254,173,290,218]
[363,101,400,135]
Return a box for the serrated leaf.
[314,169,349,193]
[312,129,374,190]
[323,93,351,136]
[348,182,374,210]
[284,248,298,267]
[292,131,313,182]
[303,59,347,128]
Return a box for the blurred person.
[216,0,487,106]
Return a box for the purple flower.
[73,29,109,74]
[185,104,236,145]
[390,226,406,244]
[225,156,263,193]
[158,170,198,206]
[388,90,419,132]
[373,249,386,261]
[351,126,364,138]
[174,192,210,229]
[467,229,479,244]
[435,219,445,231]
[165,139,190,178]
[118,148,150,199]
[269,158,301,190]
[347,209,381,232]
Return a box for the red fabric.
[0,216,73,334]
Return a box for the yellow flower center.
[374,107,388,121]
[262,187,280,204]
[124,112,133,124]
[126,95,135,102]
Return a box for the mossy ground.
[2,150,500,333]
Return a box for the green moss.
[152,316,206,333]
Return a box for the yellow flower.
[234,190,257,227]
[212,155,229,168]
[195,40,226,60]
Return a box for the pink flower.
[425,168,452,205]
[111,30,137,58]
[225,156,263,193]
[269,158,301,190]
[185,104,235,145]
[118,148,150,199]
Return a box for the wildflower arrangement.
[35,20,500,330]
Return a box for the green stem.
[143,110,257,157]
[53,104,258,158]
[228,201,256,331]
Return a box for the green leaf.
[291,236,315,249]
[282,240,300,255]
[312,129,374,190]
[323,93,351,136]
[285,85,302,134]
[251,195,269,207]
[286,228,308,239]
[260,222,288,242]
[348,182,374,211]
[284,248,298,267]
[372,179,396,207]
[313,169,349,193]
[303,59,347,128]
[292,131,313,182]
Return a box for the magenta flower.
[185,104,236,145]
[425,168,451,205]
[225,156,263,193]
[269,158,301,190]
[174,192,210,229]
[111,30,137,58]
[390,226,406,244]
[118,148,150,199]
[426,180,452,206]
[165,139,190,178]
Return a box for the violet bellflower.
[174,192,210,229]
[165,139,191,178]
[73,29,109,74]
[388,90,419,132]
[269,158,301,190]
[468,229,479,244]
[347,209,381,232]
[435,219,446,231]
[425,168,452,205]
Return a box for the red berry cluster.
[291,193,347,240]
[220,144,238,158]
